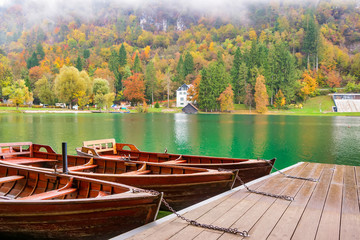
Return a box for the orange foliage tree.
[122,73,145,105]
[326,70,341,88]
[187,74,200,102]
[217,84,234,112]
[254,75,269,113]
[28,66,44,90]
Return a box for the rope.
[132,188,250,237]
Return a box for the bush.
[154,102,160,108]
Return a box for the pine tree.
[175,55,185,83]
[303,14,320,70]
[83,49,90,59]
[26,52,39,69]
[109,49,122,92]
[76,56,83,71]
[183,52,194,77]
[36,43,45,61]
[119,44,127,67]
[231,47,242,84]
[145,61,156,104]
[132,53,142,73]
[235,63,248,104]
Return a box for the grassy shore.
[1,96,359,116]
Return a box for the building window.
[180,103,184,105]
[180,97,184,101]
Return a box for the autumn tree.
[34,76,55,105]
[93,78,110,110]
[299,70,318,101]
[274,89,286,109]
[28,66,44,90]
[244,84,254,111]
[0,55,13,98]
[2,79,33,109]
[326,70,341,88]
[122,73,145,105]
[254,75,269,113]
[217,84,234,112]
[54,66,87,108]
[187,74,201,103]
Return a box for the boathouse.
[182,103,198,114]
[331,93,360,112]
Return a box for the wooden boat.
[0,142,237,211]
[0,161,162,239]
[76,139,276,185]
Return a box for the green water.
[0,113,359,169]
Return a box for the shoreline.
[0,108,359,117]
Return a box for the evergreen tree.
[175,55,185,83]
[109,49,122,92]
[145,61,156,104]
[303,14,320,69]
[26,52,39,69]
[183,52,194,77]
[132,53,142,73]
[36,43,45,61]
[235,63,248,103]
[76,56,83,71]
[231,47,242,84]
[83,49,90,59]
[119,44,127,67]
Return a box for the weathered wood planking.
[117,162,360,240]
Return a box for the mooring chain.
[132,188,250,237]
[218,168,294,201]
[262,159,319,182]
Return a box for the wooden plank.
[252,163,325,240]
[122,162,304,240]
[205,163,310,240]
[121,170,151,175]
[0,175,24,184]
[215,162,318,240]
[68,164,98,171]
[315,165,344,240]
[266,164,327,240]
[291,164,335,240]
[340,166,360,240]
[20,188,77,200]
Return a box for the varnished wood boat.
[0,142,237,210]
[0,160,162,239]
[76,139,276,185]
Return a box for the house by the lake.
[176,84,192,107]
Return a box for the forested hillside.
[1,0,360,112]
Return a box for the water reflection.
[0,113,359,169]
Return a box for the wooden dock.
[114,162,360,240]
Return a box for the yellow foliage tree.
[217,84,234,112]
[299,70,318,100]
[254,75,269,113]
[274,89,286,109]
[2,79,33,109]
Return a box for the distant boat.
[0,161,162,239]
[76,139,276,185]
[0,142,237,211]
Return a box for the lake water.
[0,113,359,169]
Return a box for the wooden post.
[62,142,68,174]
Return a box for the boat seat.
[0,175,24,184]
[1,157,58,165]
[68,164,98,171]
[121,170,151,175]
[164,159,187,164]
[20,188,77,200]
[96,191,108,198]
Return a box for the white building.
[176,84,192,107]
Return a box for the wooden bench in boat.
[121,163,151,175]
[2,157,58,165]
[20,188,77,200]
[0,142,33,159]
[0,175,24,184]
[20,178,76,200]
[60,158,97,172]
[83,139,117,154]
[121,170,151,175]
[162,155,187,164]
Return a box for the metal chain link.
[132,188,250,237]
[218,168,294,201]
[261,159,318,182]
